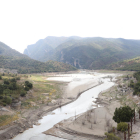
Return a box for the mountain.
[24,37,140,69]
[24,36,82,62]
[106,57,140,71]
[0,42,77,74]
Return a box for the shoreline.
[0,74,101,140]
[43,77,121,140]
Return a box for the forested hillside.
[24,37,140,69]
[0,42,76,74]
[107,57,140,71]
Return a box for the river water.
[12,72,116,140]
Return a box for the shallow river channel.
[12,72,117,140]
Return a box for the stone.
[30,101,36,106]
[42,93,49,96]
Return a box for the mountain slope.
[0,42,77,74]
[24,37,140,69]
[24,36,82,62]
[106,57,140,71]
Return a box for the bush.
[117,122,128,132]
[0,96,3,99]
[3,96,12,105]
[104,133,121,140]
[0,76,2,80]
[9,82,17,90]
[20,93,26,97]
[24,86,29,91]
[10,78,16,83]
[25,81,33,89]
[16,77,20,80]
[4,79,9,85]
[20,90,27,97]
[3,89,11,96]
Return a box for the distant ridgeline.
[24,36,140,70]
[0,42,77,74]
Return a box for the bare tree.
[82,119,85,125]
[93,111,97,124]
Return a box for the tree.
[113,106,134,123]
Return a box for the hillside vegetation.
[107,57,140,71]
[0,42,76,74]
[24,36,140,69]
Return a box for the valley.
[0,37,140,140]
[1,0,140,139]
[1,70,140,140]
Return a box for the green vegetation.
[117,122,128,132]
[129,72,140,95]
[19,74,64,109]
[107,57,140,71]
[113,106,134,123]
[0,41,76,74]
[104,133,121,140]
[0,113,19,127]
[0,73,33,106]
[24,37,140,69]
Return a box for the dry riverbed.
[0,70,135,140]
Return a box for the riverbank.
[0,72,103,140]
[44,76,122,139]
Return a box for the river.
[12,72,117,140]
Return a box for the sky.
[0,0,140,53]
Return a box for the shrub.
[10,78,16,83]
[0,76,2,80]
[3,89,11,96]
[25,81,33,89]
[9,82,17,90]
[117,122,128,132]
[24,86,29,91]
[3,96,12,105]
[16,77,20,80]
[4,79,9,85]
[0,96,3,99]
[20,90,27,97]
[104,132,121,140]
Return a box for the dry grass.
[20,74,64,108]
[0,112,19,127]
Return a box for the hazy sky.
[0,0,140,53]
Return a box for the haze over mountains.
[0,42,76,74]
[24,36,140,70]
